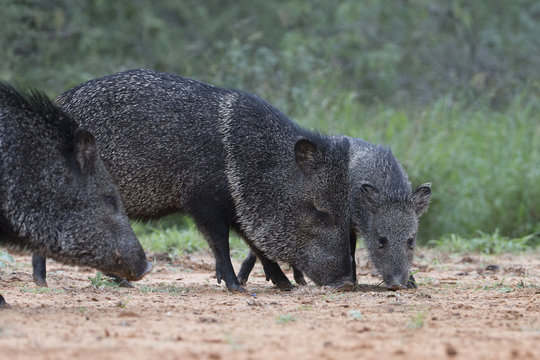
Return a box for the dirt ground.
[0,248,539,360]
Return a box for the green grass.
[137,283,187,294]
[20,286,65,294]
[89,272,119,288]
[276,314,297,324]
[406,311,428,330]
[348,310,363,320]
[428,230,539,254]
[0,252,14,269]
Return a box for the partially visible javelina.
[348,138,431,290]
[238,137,431,290]
[0,84,152,308]
[32,69,356,292]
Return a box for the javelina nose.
[386,274,408,291]
[130,260,153,281]
[387,283,406,291]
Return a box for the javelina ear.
[73,128,98,175]
[410,183,431,216]
[295,139,322,176]
[359,183,380,210]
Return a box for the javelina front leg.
[0,294,10,309]
[406,274,418,289]
[293,267,307,285]
[260,260,294,291]
[196,219,245,292]
[32,253,48,287]
[350,230,358,284]
[237,251,257,286]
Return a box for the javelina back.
[238,137,431,290]
[43,69,355,291]
[0,84,152,308]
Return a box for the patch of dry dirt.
[1,249,539,360]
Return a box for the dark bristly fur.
[238,137,431,290]
[0,84,151,307]
[348,138,431,289]
[33,69,356,291]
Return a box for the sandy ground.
[0,248,539,360]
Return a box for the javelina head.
[2,86,151,281]
[357,183,431,289]
[291,137,355,288]
[50,128,152,281]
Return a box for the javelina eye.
[310,204,331,226]
[104,195,117,210]
[407,237,415,249]
[378,236,388,248]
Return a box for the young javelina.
[0,84,152,308]
[32,69,356,292]
[238,137,431,291]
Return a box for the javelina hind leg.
[195,218,245,292]
[32,253,48,287]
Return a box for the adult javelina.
[37,69,355,292]
[238,138,431,290]
[0,84,152,308]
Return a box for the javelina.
[32,69,355,292]
[237,137,431,290]
[0,84,152,308]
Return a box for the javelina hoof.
[227,283,247,293]
[32,274,48,288]
[406,274,418,289]
[237,276,248,286]
[105,274,135,288]
[0,295,11,309]
[275,281,295,291]
[117,279,135,288]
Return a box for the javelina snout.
[125,258,153,281]
[115,245,152,281]
[110,245,153,281]
[384,272,410,291]
[298,242,356,288]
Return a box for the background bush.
[1,0,538,245]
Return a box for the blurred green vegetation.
[1,0,538,248]
[428,230,538,254]
[132,215,250,259]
